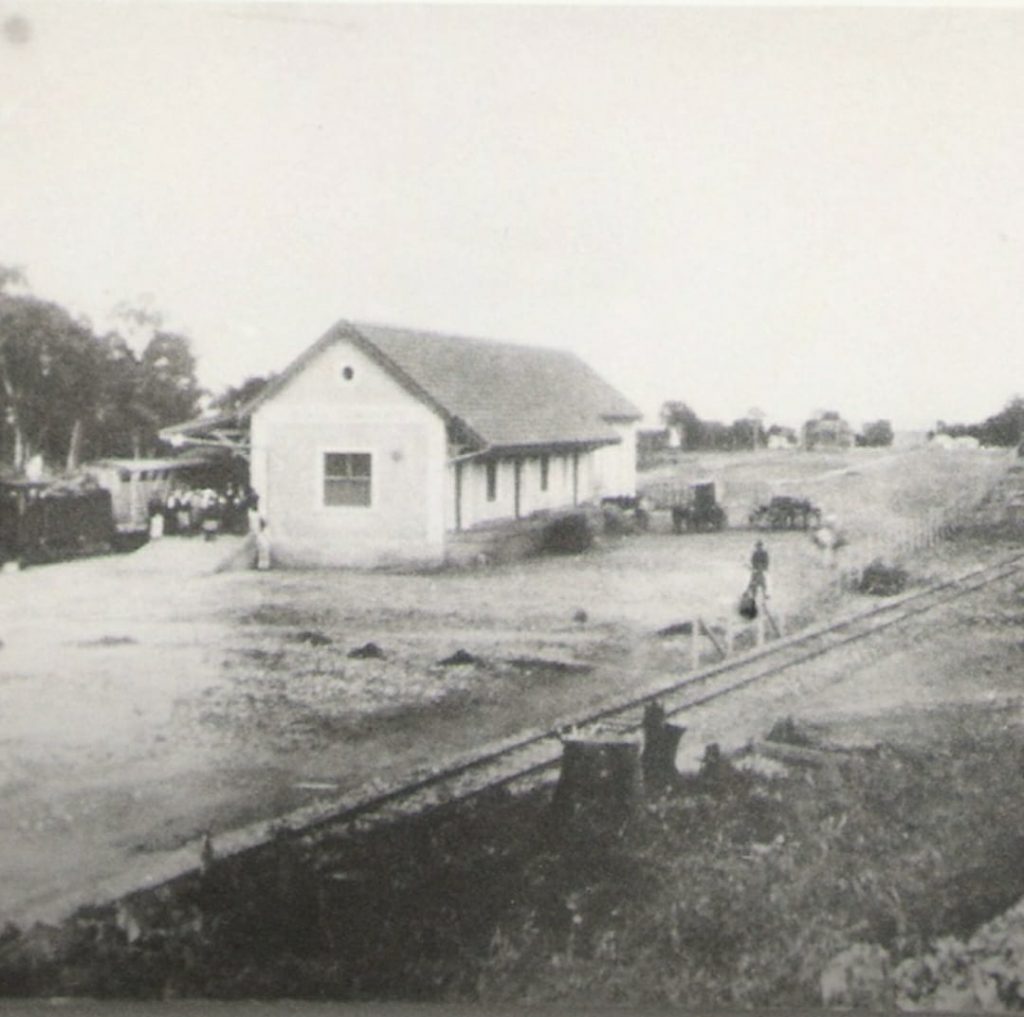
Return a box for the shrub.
[857,559,908,596]
[765,716,817,747]
[541,513,594,555]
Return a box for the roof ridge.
[161,317,641,450]
[346,318,577,359]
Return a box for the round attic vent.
[341,365,355,381]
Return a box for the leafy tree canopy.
[0,268,204,470]
[937,396,1024,447]
[210,374,276,415]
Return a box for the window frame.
[320,450,373,509]
[539,454,550,492]
[485,460,497,502]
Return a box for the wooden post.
[691,616,700,669]
[641,702,686,790]
[550,736,641,838]
[698,618,727,660]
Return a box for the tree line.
[0,266,276,475]
[659,401,894,450]
[0,266,208,471]
[934,396,1024,448]
[659,401,768,451]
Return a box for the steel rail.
[307,550,1024,836]
[19,551,1022,928]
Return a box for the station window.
[323,452,372,507]
[539,454,550,492]
[486,461,497,502]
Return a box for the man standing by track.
[750,539,770,599]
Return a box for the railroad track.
[298,550,1024,839]
[20,551,1024,927]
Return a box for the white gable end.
[250,337,448,567]
[256,337,441,428]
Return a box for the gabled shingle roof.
[245,320,642,452]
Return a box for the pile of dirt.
[348,641,384,659]
[656,621,693,638]
[292,630,332,646]
[438,648,478,667]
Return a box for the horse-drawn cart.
[749,495,821,531]
[644,478,727,533]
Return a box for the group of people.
[148,484,258,541]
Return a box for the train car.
[0,480,116,565]
[88,456,219,535]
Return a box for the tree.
[210,374,275,415]
[746,407,767,449]
[730,418,758,450]
[0,273,101,471]
[89,333,150,460]
[0,277,205,470]
[100,303,204,457]
[859,419,894,448]
[700,420,732,450]
[136,330,203,437]
[979,396,1024,447]
[660,401,703,450]
[936,396,1024,447]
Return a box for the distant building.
[163,320,641,567]
[766,426,799,450]
[802,411,854,450]
[637,428,670,459]
[929,433,980,451]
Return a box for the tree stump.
[641,702,686,790]
[550,736,641,839]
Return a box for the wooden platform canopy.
[159,408,251,460]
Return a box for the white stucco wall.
[451,450,586,530]
[248,336,639,563]
[591,421,638,499]
[250,339,447,567]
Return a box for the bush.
[765,716,817,747]
[857,559,908,596]
[601,505,635,536]
[541,513,594,555]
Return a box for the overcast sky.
[1,3,1023,430]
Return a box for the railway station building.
[163,320,641,567]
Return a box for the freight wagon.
[0,480,116,565]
